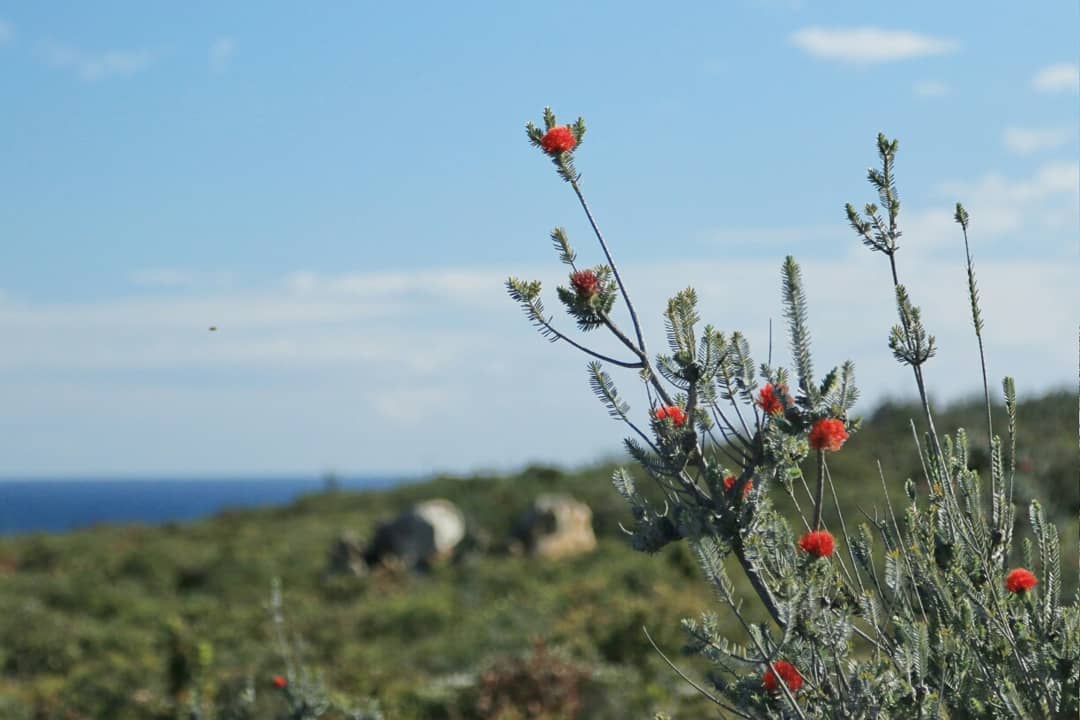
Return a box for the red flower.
[798,529,835,558]
[272,675,288,689]
[762,660,803,693]
[570,269,600,298]
[723,475,753,498]
[655,405,687,427]
[1005,567,1038,593]
[809,418,848,452]
[540,126,577,154]
[756,383,786,415]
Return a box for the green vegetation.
[0,392,1075,719]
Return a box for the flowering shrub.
[756,383,787,416]
[509,108,1079,717]
[796,530,834,559]
[807,418,848,452]
[654,405,688,427]
[761,660,804,694]
[724,474,753,499]
[185,580,384,720]
[540,125,578,155]
[1005,567,1039,594]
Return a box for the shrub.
[509,108,1079,718]
[474,638,589,720]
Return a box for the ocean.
[0,476,402,535]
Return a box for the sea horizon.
[0,475,410,536]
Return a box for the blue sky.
[0,2,1076,477]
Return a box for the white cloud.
[937,162,1078,206]
[0,19,13,46]
[1003,127,1074,155]
[209,36,235,71]
[882,162,1078,258]
[914,80,950,97]
[1032,63,1080,93]
[0,240,1073,476]
[790,27,958,63]
[43,41,153,81]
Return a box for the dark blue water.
[0,477,402,535]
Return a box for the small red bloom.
[540,126,577,154]
[762,659,803,693]
[798,529,835,558]
[654,405,687,427]
[570,269,600,298]
[1005,567,1038,593]
[723,475,753,498]
[756,383,786,415]
[809,418,848,452]
[272,675,288,689]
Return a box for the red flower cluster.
[271,675,288,689]
[756,383,787,415]
[723,474,753,498]
[809,418,848,452]
[570,269,600,298]
[1005,567,1038,593]
[762,659,803,693]
[798,529,835,558]
[654,405,687,427]
[540,126,577,154]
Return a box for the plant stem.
[812,450,825,529]
[958,214,994,452]
[569,175,649,355]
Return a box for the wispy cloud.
[890,162,1080,258]
[0,19,13,46]
[1003,127,1074,155]
[0,235,1073,475]
[790,27,958,63]
[913,80,950,97]
[1032,63,1080,93]
[209,36,235,71]
[42,41,153,81]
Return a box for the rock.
[363,499,466,570]
[513,494,597,559]
[325,530,366,577]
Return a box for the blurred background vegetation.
[0,390,1075,719]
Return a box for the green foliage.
[0,464,728,719]
[511,111,1079,718]
[781,256,814,399]
[0,391,1075,718]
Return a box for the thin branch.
[533,312,644,368]
[641,627,748,716]
[957,206,994,452]
[568,174,649,355]
[812,450,825,529]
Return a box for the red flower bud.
[570,269,600,298]
[723,475,752,498]
[272,675,288,689]
[1005,567,1038,593]
[654,405,687,427]
[756,383,787,415]
[540,126,577,154]
[809,418,848,452]
[798,529,835,558]
[762,659,803,693]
